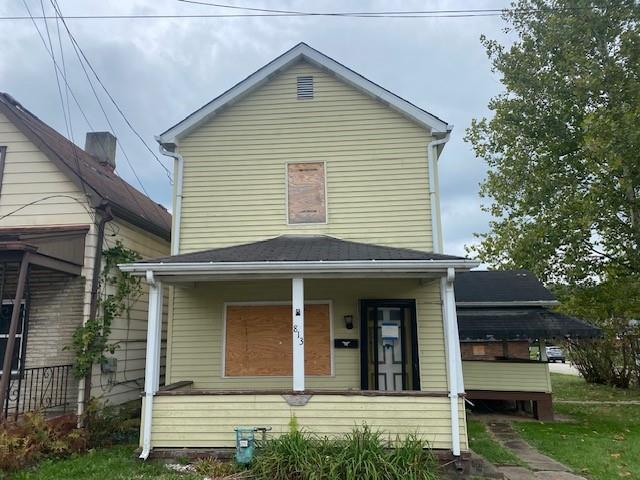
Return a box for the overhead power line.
[49,0,155,197]
[45,3,173,182]
[0,4,605,21]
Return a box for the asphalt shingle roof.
[457,307,602,340]
[140,235,465,263]
[455,270,556,304]
[0,93,171,239]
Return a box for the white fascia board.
[158,43,450,145]
[456,300,560,307]
[119,259,480,277]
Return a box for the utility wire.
[28,0,69,139]
[0,4,605,20]
[22,0,94,207]
[44,9,173,182]
[52,0,71,139]
[50,0,154,198]
[178,1,614,17]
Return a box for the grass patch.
[551,373,640,402]
[512,375,640,479]
[467,419,522,466]
[11,445,199,480]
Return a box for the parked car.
[545,345,566,363]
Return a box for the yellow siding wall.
[462,361,552,393]
[0,111,98,345]
[150,394,468,452]
[0,112,93,228]
[91,218,170,404]
[167,278,446,391]
[177,61,434,253]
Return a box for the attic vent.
[297,76,314,99]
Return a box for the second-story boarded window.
[297,76,314,99]
[287,162,326,224]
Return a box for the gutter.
[119,259,480,276]
[427,133,451,254]
[157,141,184,255]
[456,300,561,307]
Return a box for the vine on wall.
[68,241,142,380]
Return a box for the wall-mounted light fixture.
[344,314,354,330]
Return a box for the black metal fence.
[3,364,73,420]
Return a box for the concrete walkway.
[486,421,587,480]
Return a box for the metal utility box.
[234,427,256,464]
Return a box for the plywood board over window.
[225,303,331,376]
[287,162,326,224]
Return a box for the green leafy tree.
[466,0,640,284]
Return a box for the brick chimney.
[84,132,117,170]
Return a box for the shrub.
[0,412,87,473]
[82,398,140,447]
[193,457,247,478]
[251,421,438,480]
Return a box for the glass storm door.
[377,308,403,391]
[360,300,420,391]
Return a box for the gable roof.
[455,270,558,306]
[157,42,452,145]
[137,234,465,264]
[0,93,171,240]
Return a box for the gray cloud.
[0,0,510,256]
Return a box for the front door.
[377,307,404,391]
[360,300,420,391]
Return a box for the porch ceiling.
[118,235,479,281]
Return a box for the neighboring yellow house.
[121,43,478,462]
[0,92,171,418]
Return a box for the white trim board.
[221,300,335,379]
[158,43,452,145]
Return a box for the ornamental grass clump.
[251,420,438,480]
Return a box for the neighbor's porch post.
[442,267,463,456]
[292,277,305,391]
[140,270,163,459]
[0,254,30,416]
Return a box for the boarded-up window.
[225,304,331,376]
[287,162,326,224]
[472,345,486,356]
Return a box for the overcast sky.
[0,0,512,256]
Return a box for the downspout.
[140,270,162,460]
[79,205,113,417]
[427,133,450,254]
[158,142,183,255]
[442,267,463,457]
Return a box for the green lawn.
[551,373,640,402]
[467,418,522,466]
[11,445,199,480]
[513,375,640,480]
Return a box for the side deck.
[462,360,553,420]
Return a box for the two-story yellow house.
[121,43,479,462]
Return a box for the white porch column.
[140,271,163,460]
[292,277,305,391]
[442,267,463,457]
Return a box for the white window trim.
[284,160,329,226]
[0,299,26,376]
[221,300,335,379]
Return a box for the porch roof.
[119,235,478,279]
[457,306,602,341]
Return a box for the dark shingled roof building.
[455,270,600,340]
